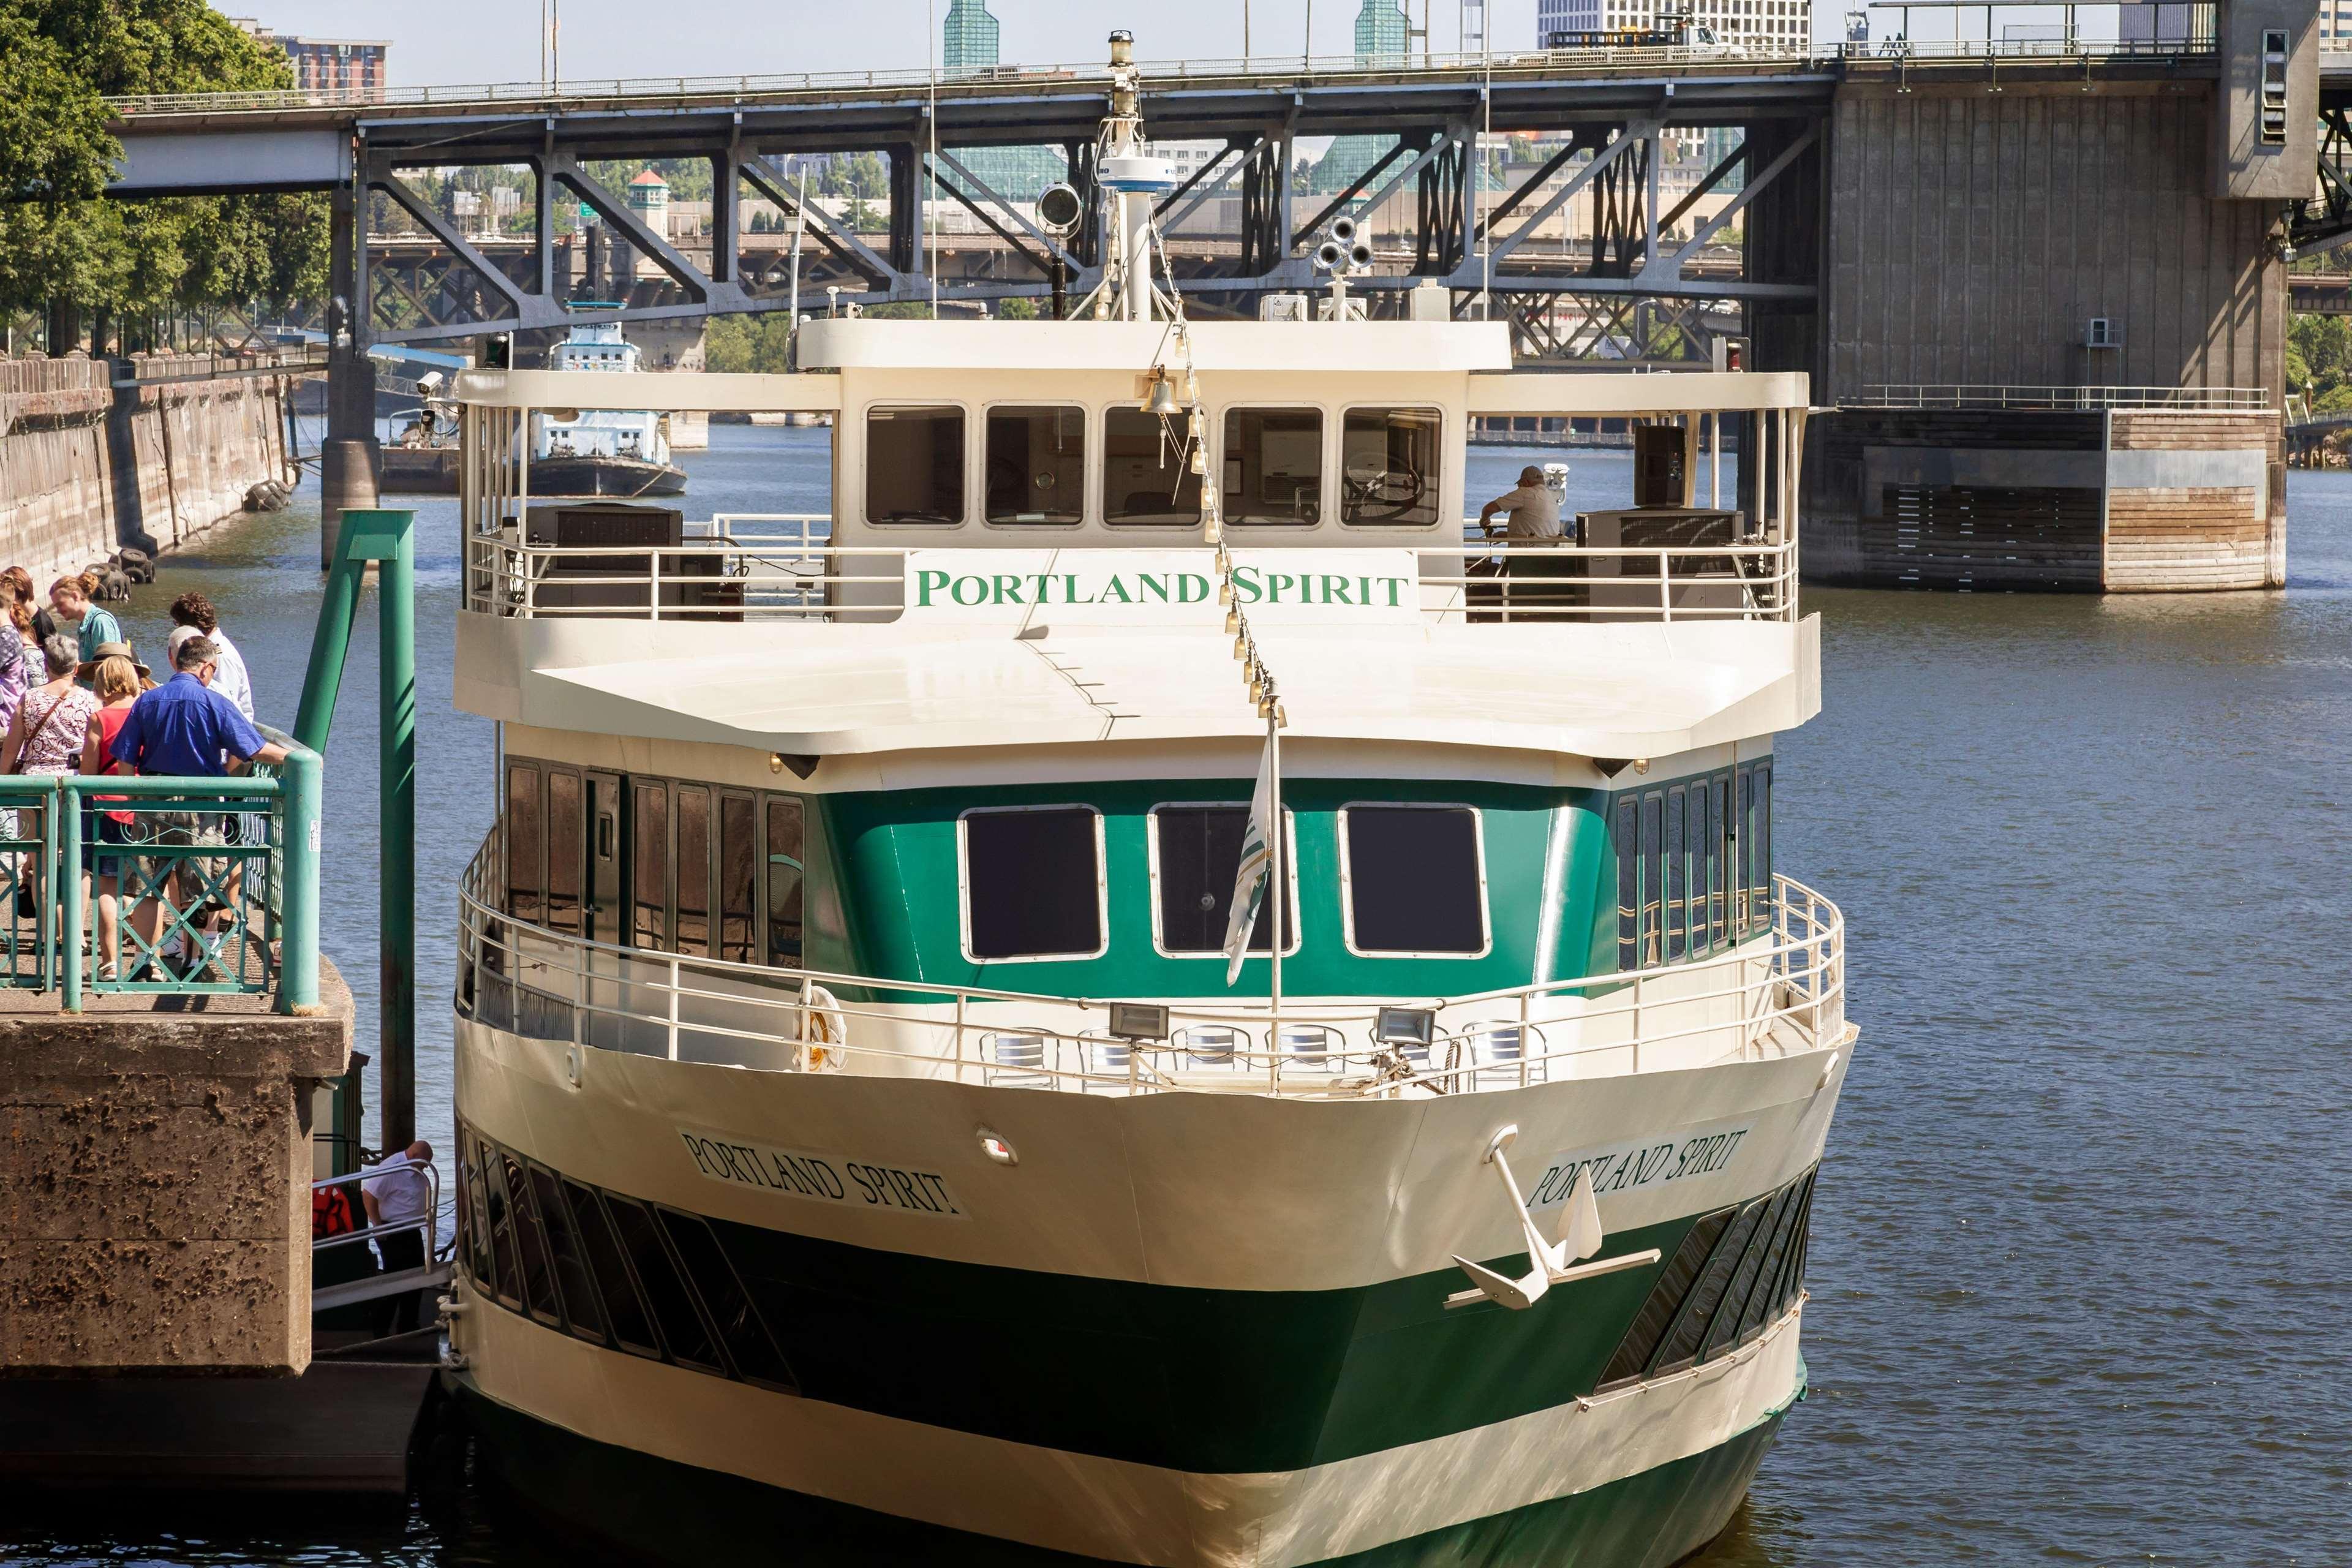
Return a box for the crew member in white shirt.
[1477,466,1572,615]
[1478,466,1564,541]
[363,1140,436,1333]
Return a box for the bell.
[1142,374,1182,417]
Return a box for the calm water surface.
[7,427,2347,1566]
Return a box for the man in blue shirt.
[113,636,287,978]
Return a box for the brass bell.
[1142,372,1182,417]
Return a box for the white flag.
[1223,737,1278,986]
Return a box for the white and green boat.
[440,33,1853,1568]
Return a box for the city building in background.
[1311,1,1412,194]
[1536,0,1812,53]
[227,17,389,94]
[940,0,1065,200]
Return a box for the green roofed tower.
[1311,1,1412,195]
[941,0,1065,203]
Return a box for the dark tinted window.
[865,405,964,524]
[1651,1196,1770,1376]
[1223,407,1323,526]
[502,1152,561,1324]
[675,785,711,957]
[1597,1205,1732,1389]
[1733,1174,1811,1346]
[1751,761,1774,927]
[1665,786,1687,962]
[985,405,1085,524]
[1637,791,1664,966]
[1102,407,1201,526]
[528,1163,606,1343]
[603,1193,724,1371]
[1614,797,1639,971]
[766,797,805,965]
[632,782,667,949]
[962,807,1102,960]
[506,764,543,923]
[1709,773,1732,948]
[1340,407,1441,526]
[1702,1185,1792,1363]
[461,1131,499,1297]
[657,1208,796,1392]
[719,794,756,964]
[566,1180,660,1357]
[1343,805,1483,956]
[1152,805,1294,955]
[546,771,581,934]
[479,1139,522,1308]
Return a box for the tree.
[0,1,328,323]
[705,311,796,374]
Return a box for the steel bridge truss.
[353,110,1822,360]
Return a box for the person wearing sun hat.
[74,641,150,686]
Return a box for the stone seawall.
[0,355,299,587]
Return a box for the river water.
[6,424,2347,1566]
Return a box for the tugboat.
[530,314,688,497]
[440,29,1853,1568]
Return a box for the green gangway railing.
[0,728,322,1015]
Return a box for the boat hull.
[447,1011,1844,1566]
[454,1367,1793,1568]
[530,455,688,497]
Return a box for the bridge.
[75,9,2321,594]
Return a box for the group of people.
[0,574,284,981]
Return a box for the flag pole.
[1267,703,1283,1036]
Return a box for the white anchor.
[1446,1125,1662,1311]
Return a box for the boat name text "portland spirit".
[900,548,1423,625]
[912,564,1412,610]
[1524,1116,1757,1216]
[677,1128,967,1220]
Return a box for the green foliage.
[0,0,328,317]
[704,312,796,374]
[995,297,1038,320]
[819,153,888,200]
[2288,312,2351,401]
[864,301,931,319]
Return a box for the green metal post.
[59,780,81,1013]
[378,516,416,1152]
[278,749,322,1016]
[292,545,366,756]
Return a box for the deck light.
[1107,1001,1171,1041]
[1374,1007,1438,1049]
[768,752,785,774]
[1225,608,1240,634]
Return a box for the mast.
[1098,31,1174,320]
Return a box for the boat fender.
[799,983,847,1072]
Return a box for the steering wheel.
[1342,459,1428,522]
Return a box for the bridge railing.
[105,48,1834,117]
[1850,385,2269,412]
[1839,24,2217,61]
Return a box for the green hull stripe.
[460,1379,1792,1568]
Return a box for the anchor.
[1446,1125,1663,1311]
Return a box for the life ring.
[799,984,847,1072]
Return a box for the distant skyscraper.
[1311,2,1412,195]
[1536,0,1812,53]
[939,0,1065,200]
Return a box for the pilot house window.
[1340,407,1441,526]
[1151,805,1297,956]
[1224,407,1324,526]
[865,405,965,524]
[986,405,1085,524]
[1102,407,1202,526]
[1340,805,1487,956]
[961,806,1104,960]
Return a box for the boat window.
[765,797,805,966]
[478,1135,524,1310]
[546,770,582,935]
[1732,1172,1811,1347]
[1340,407,1441,526]
[565,1179,662,1358]
[1735,767,1755,939]
[1750,760,1774,929]
[1637,791,1664,967]
[1340,805,1488,957]
[1613,797,1640,971]
[985,405,1086,525]
[1700,1184,1791,1364]
[603,1193,726,1373]
[502,1150,563,1325]
[459,1129,500,1300]
[719,793,757,965]
[656,1208,797,1392]
[1709,772,1732,950]
[1223,407,1324,526]
[675,784,711,957]
[1149,804,1298,957]
[864,405,965,525]
[1665,786,1687,962]
[505,762,543,924]
[1773,1169,1814,1320]
[1649,1195,1770,1377]
[960,805,1105,961]
[528,1161,607,1344]
[1596,1205,1733,1390]
[632,780,668,950]
[1102,406,1202,526]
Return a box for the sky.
[235,0,1833,88]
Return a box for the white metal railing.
[460,517,1799,627]
[456,836,1844,1101]
[1852,384,2271,412]
[107,51,1830,118]
[312,1156,448,1313]
[1839,36,2216,61]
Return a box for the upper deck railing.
[457,835,1844,1099]
[462,515,1800,628]
[1851,384,2270,412]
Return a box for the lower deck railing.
[456,836,1842,1098]
[0,738,322,1011]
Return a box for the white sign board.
[902,549,1422,626]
